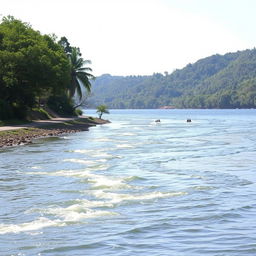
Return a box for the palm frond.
[77,67,93,72]
[68,47,94,100]
[77,72,92,93]
[76,72,91,78]
[74,58,84,69]
[77,71,95,79]
[82,59,92,65]
[76,79,83,100]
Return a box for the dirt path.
[0,117,80,131]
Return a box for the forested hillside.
[88,49,256,108]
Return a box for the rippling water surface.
[0,109,256,256]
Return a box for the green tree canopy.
[96,105,109,119]
[0,16,70,119]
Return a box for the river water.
[0,109,256,256]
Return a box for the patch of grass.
[0,127,38,137]
[28,108,51,120]
[69,120,88,125]
[61,122,73,126]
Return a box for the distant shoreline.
[0,116,110,148]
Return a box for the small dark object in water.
[187,118,192,122]
[155,119,161,123]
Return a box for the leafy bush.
[75,108,83,116]
[47,95,75,116]
[26,108,51,120]
[96,105,109,119]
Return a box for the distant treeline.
[88,49,256,109]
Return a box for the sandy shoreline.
[0,116,110,148]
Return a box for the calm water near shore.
[0,109,256,256]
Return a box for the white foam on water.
[107,122,126,129]
[48,170,98,179]
[81,166,112,174]
[91,190,187,204]
[25,170,85,178]
[26,171,49,175]
[44,206,116,222]
[116,144,134,149]
[73,151,115,158]
[87,174,134,190]
[26,164,110,178]
[46,170,134,190]
[92,152,113,158]
[0,217,64,234]
[91,138,114,142]
[191,174,205,179]
[86,164,110,171]
[31,166,42,170]
[27,169,133,190]
[63,158,107,165]
[0,205,117,234]
[71,149,116,158]
[72,149,113,158]
[53,170,92,178]
[192,186,215,191]
[72,149,96,154]
[73,199,115,208]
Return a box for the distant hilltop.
[88,48,256,109]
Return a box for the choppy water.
[0,109,256,256]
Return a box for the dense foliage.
[0,16,93,120]
[88,49,256,109]
[0,16,71,119]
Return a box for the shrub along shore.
[0,117,110,148]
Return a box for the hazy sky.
[1,0,255,76]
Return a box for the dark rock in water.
[155,119,161,123]
[187,119,192,122]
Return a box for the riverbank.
[0,116,110,148]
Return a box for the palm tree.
[68,47,95,103]
[96,105,110,119]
